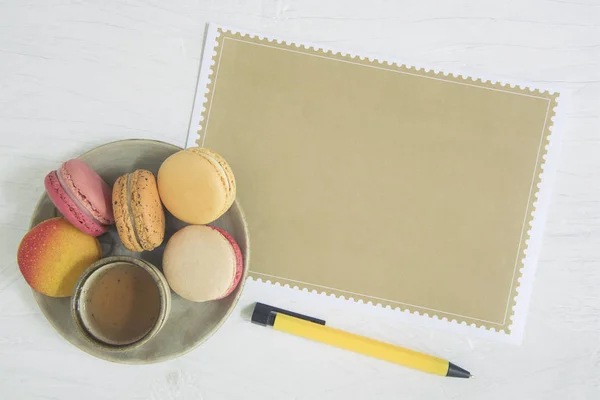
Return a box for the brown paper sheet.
[196,28,558,332]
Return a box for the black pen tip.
[447,362,471,379]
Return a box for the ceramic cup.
[71,256,171,351]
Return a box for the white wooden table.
[1,1,599,399]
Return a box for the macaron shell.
[188,148,236,215]
[210,226,243,298]
[61,159,114,225]
[17,217,102,297]
[45,171,107,237]
[162,225,238,302]
[157,149,229,225]
[130,170,165,251]
[112,174,143,252]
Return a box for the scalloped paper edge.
[186,24,566,344]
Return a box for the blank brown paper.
[192,27,559,333]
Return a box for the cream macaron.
[162,225,243,302]
[157,148,236,225]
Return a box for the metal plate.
[30,139,249,364]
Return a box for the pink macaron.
[44,159,114,236]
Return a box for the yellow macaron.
[113,169,165,252]
[157,148,236,225]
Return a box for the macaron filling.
[56,168,106,228]
[59,162,113,225]
[201,151,230,193]
[194,150,234,218]
[126,173,143,249]
[211,226,244,298]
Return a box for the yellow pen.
[251,303,471,378]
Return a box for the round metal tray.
[30,139,249,364]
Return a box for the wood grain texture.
[0,0,598,399]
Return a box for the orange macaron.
[157,148,236,225]
[17,217,102,297]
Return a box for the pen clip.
[251,302,326,327]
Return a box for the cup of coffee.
[71,256,171,350]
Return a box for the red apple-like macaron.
[17,217,102,297]
[162,225,243,302]
[44,159,114,236]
